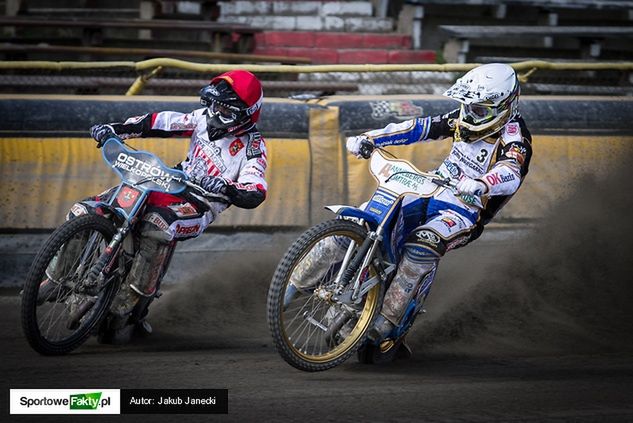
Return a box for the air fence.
[1,60,633,230]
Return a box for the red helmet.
[200,70,263,136]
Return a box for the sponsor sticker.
[145,213,169,231]
[485,172,516,186]
[441,217,456,228]
[124,114,147,125]
[247,133,263,158]
[116,186,140,208]
[175,223,201,236]
[505,122,519,136]
[229,139,244,156]
[168,203,199,218]
[446,235,469,251]
[70,203,88,217]
[506,149,525,165]
[372,194,394,207]
[415,230,440,246]
[113,153,176,191]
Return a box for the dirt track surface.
[2,289,633,423]
[3,155,633,422]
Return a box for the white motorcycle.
[267,145,458,371]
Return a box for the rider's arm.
[225,133,268,209]
[108,109,202,139]
[363,109,459,147]
[478,119,533,196]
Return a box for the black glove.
[90,124,116,148]
[197,176,228,195]
[346,136,374,159]
[358,138,375,159]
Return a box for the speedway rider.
[75,70,267,342]
[346,63,533,352]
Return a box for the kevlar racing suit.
[69,109,268,323]
[366,108,532,336]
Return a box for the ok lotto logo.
[10,389,121,414]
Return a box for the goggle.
[206,99,241,125]
[200,86,243,125]
[461,103,498,125]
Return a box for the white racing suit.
[366,108,532,335]
[287,109,533,338]
[70,109,268,324]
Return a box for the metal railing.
[0,59,631,96]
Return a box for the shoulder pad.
[246,132,264,159]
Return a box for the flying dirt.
[147,153,633,361]
[2,155,633,422]
[412,151,633,357]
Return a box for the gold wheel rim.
[290,285,379,363]
[280,228,380,363]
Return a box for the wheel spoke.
[269,219,381,370]
[34,225,110,343]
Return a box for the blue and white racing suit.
[360,109,533,327]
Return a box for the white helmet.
[443,63,520,142]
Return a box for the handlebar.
[181,179,230,213]
[183,179,230,202]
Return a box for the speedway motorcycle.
[21,135,224,355]
[267,145,458,371]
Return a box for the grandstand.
[0,0,631,96]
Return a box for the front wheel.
[267,219,383,371]
[21,214,119,355]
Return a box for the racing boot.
[368,249,438,343]
[100,234,171,344]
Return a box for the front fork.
[67,221,133,329]
[333,222,393,303]
[82,221,133,295]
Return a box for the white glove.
[456,177,488,196]
[346,136,374,159]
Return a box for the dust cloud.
[413,152,633,356]
[148,234,293,348]
[147,154,633,357]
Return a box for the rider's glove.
[346,136,374,159]
[456,177,488,196]
[90,124,116,148]
[198,175,228,195]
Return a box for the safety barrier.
[1,94,632,229]
[0,59,631,96]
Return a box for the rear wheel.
[21,215,119,355]
[267,219,383,371]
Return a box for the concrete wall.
[1,94,632,230]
